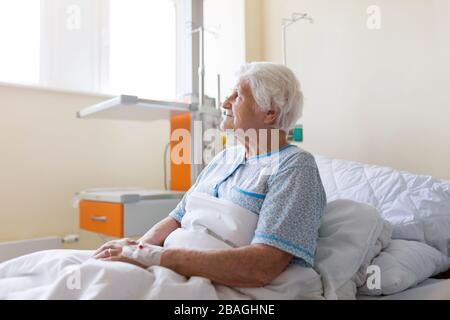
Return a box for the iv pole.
[190,26,219,110]
[282,13,313,65]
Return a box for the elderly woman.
[0,62,326,300]
[94,62,327,289]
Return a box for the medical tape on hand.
[121,243,163,267]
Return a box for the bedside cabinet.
[78,189,184,238]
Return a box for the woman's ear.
[263,107,280,126]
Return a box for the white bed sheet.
[357,278,450,300]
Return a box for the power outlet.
[62,234,80,243]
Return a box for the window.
[0,0,181,100]
[0,0,40,85]
[109,0,176,100]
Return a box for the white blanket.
[0,249,324,300]
[313,200,393,299]
[0,192,323,300]
[358,239,450,296]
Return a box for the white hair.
[235,62,303,132]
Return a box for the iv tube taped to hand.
[121,243,163,267]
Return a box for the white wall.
[261,0,450,179]
[0,84,169,249]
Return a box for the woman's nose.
[222,97,232,110]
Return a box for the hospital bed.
[0,154,449,300]
[314,154,450,300]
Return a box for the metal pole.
[198,27,205,109]
[282,24,287,65]
[216,74,221,110]
[187,0,204,185]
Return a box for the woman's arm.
[160,244,293,288]
[138,216,180,246]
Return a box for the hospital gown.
[170,144,327,267]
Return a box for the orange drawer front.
[79,200,124,238]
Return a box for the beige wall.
[257,0,450,179]
[245,0,263,62]
[0,84,169,249]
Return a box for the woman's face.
[221,80,267,132]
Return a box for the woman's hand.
[93,238,163,269]
[119,244,164,267]
[96,246,148,269]
[93,238,137,259]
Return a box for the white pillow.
[314,155,450,255]
[358,239,450,296]
[314,200,393,300]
